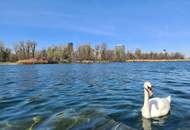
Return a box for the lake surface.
[0,62,190,130]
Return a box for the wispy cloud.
[71,26,116,37]
[0,10,117,37]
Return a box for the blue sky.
[0,0,190,56]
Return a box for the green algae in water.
[28,116,42,130]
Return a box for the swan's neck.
[143,89,150,118]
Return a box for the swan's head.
[144,81,153,97]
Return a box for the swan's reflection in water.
[142,118,152,130]
[142,115,169,130]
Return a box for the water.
[0,62,190,130]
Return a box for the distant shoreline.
[126,59,190,62]
[0,62,18,65]
[0,59,190,65]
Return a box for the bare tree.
[14,40,37,60]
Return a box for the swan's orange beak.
[149,89,153,97]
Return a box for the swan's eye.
[148,86,152,91]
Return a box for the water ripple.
[0,62,190,130]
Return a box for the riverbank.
[0,62,18,65]
[0,59,190,65]
[126,59,190,62]
[17,59,48,64]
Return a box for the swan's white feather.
[166,96,171,103]
[148,96,171,118]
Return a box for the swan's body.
[141,82,171,118]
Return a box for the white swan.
[141,81,171,118]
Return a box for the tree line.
[0,40,185,63]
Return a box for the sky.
[0,0,190,56]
